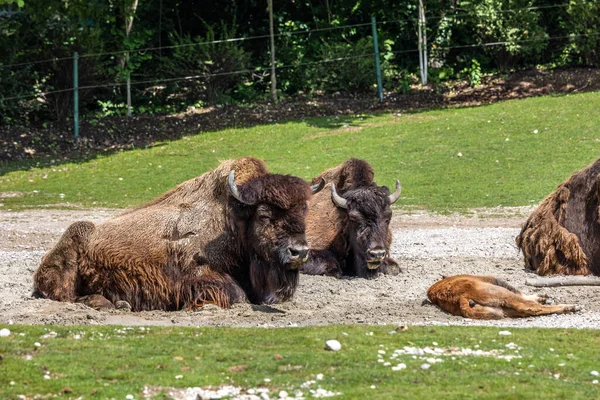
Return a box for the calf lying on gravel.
[427,275,580,320]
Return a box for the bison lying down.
[516,158,600,276]
[33,157,321,311]
[427,275,580,319]
[301,158,402,278]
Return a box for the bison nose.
[367,248,386,260]
[289,246,309,263]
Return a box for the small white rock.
[593,380,598,384]
[325,340,341,351]
[533,130,538,134]
[421,363,431,370]
[175,375,183,379]
[392,363,407,371]
[0,328,10,337]
[316,373,324,380]
[457,152,463,157]
[8,320,13,325]
[278,390,288,398]
[126,395,134,400]
[34,342,41,347]
[498,331,512,336]
[591,371,599,377]
[264,378,271,382]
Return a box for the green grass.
[1,92,599,211]
[1,324,599,399]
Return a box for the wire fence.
[0,2,582,71]
[0,0,597,134]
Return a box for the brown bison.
[516,158,600,276]
[33,157,322,311]
[427,275,580,319]
[300,158,402,278]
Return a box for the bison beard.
[301,158,401,278]
[33,157,315,311]
[516,157,600,276]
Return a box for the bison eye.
[258,214,272,223]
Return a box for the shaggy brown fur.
[516,158,600,276]
[33,157,314,311]
[427,275,580,320]
[301,158,400,278]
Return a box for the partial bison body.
[427,275,580,320]
[33,157,320,311]
[516,158,600,276]
[301,158,401,278]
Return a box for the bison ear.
[228,171,256,205]
[310,178,325,195]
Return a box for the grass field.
[1,324,599,399]
[1,92,599,211]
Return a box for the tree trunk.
[268,0,277,103]
[124,0,139,117]
[418,0,428,86]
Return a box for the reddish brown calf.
[427,275,580,320]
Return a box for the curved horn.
[310,178,325,195]
[330,183,348,209]
[388,180,402,204]
[228,171,255,205]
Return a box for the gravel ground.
[1,207,598,329]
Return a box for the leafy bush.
[559,0,600,66]
[166,22,252,104]
[312,36,376,92]
[460,0,548,72]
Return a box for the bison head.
[331,180,401,276]
[228,171,323,303]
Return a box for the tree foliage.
[0,0,598,124]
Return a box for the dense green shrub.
[460,0,547,72]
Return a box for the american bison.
[300,158,402,278]
[427,275,580,319]
[516,158,600,276]
[33,157,322,311]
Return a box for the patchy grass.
[0,92,599,212]
[0,324,599,399]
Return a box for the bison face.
[228,171,315,270]
[249,203,310,269]
[331,181,401,275]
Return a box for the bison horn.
[310,178,325,195]
[330,183,348,209]
[388,180,402,204]
[228,171,255,205]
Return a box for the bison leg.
[33,221,95,302]
[76,294,115,310]
[300,250,342,278]
[378,257,402,276]
[458,297,504,320]
[501,296,580,317]
[184,269,247,310]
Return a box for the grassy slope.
[0,92,599,211]
[1,324,599,399]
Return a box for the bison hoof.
[379,258,402,276]
[115,300,132,311]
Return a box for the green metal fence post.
[73,51,79,141]
[371,16,384,102]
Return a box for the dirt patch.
[1,67,599,163]
[1,208,598,329]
